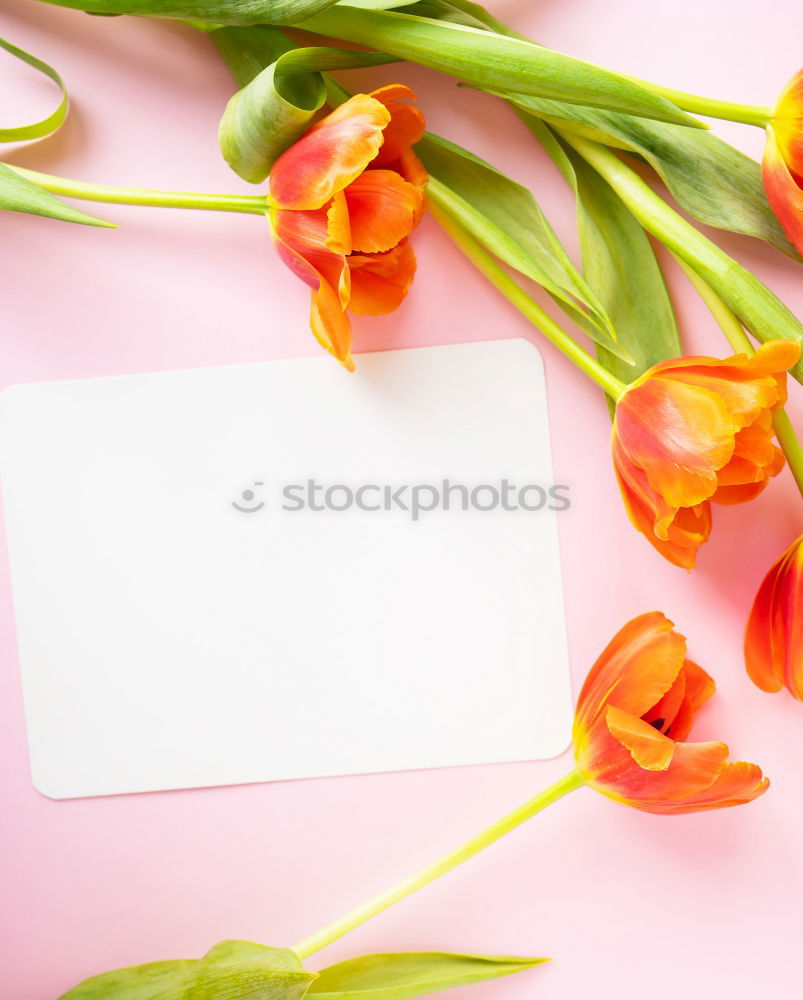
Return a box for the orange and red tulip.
[762,70,803,255]
[574,613,769,813]
[268,86,427,370]
[612,341,799,569]
[745,533,803,699]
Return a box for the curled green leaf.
[0,37,68,143]
[308,952,547,1000]
[219,45,397,183]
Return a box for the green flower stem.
[292,770,585,960]
[5,164,268,215]
[426,180,626,401]
[625,83,771,127]
[671,253,754,353]
[673,252,803,498]
[773,411,803,498]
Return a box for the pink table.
[2,1,802,997]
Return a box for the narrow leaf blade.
[56,960,197,999]
[0,164,114,227]
[417,133,617,343]
[308,952,547,1000]
[528,119,680,405]
[299,7,702,127]
[0,37,68,143]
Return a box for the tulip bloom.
[745,533,803,699]
[612,341,799,569]
[762,70,803,256]
[268,86,427,370]
[573,612,768,813]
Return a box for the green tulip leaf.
[418,133,635,359]
[36,0,341,26]
[339,1,421,9]
[491,94,798,261]
[308,952,547,1000]
[0,37,69,143]
[397,0,796,258]
[528,119,680,408]
[297,7,701,127]
[0,163,113,226]
[58,941,315,1000]
[219,45,397,183]
[56,959,198,999]
[208,24,298,88]
[183,940,316,1000]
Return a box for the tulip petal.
[747,535,803,700]
[775,542,803,699]
[270,94,390,211]
[584,735,730,807]
[680,659,716,712]
[763,127,803,256]
[646,762,769,814]
[613,438,711,567]
[272,198,351,307]
[369,84,426,166]
[274,235,354,371]
[574,613,686,736]
[615,377,738,508]
[715,415,784,493]
[344,169,423,253]
[643,670,686,734]
[745,547,788,694]
[394,147,429,190]
[606,705,675,770]
[772,70,803,181]
[347,241,417,316]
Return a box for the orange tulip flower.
[268,85,427,371]
[745,533,803,699]
[762,70,803,256]
[612,341,799,569]
[573,612,769,813]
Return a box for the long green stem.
[5,164,268,215]
[292,770,585,960]
[671,253,753,353]
[426,181,626,401]
[672,253,803,497]
[625,82,770,127]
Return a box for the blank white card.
[0,339,572,799]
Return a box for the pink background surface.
[2,1,802,997]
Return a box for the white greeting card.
[0,339,573,799]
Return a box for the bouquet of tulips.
[3,1,803,997]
